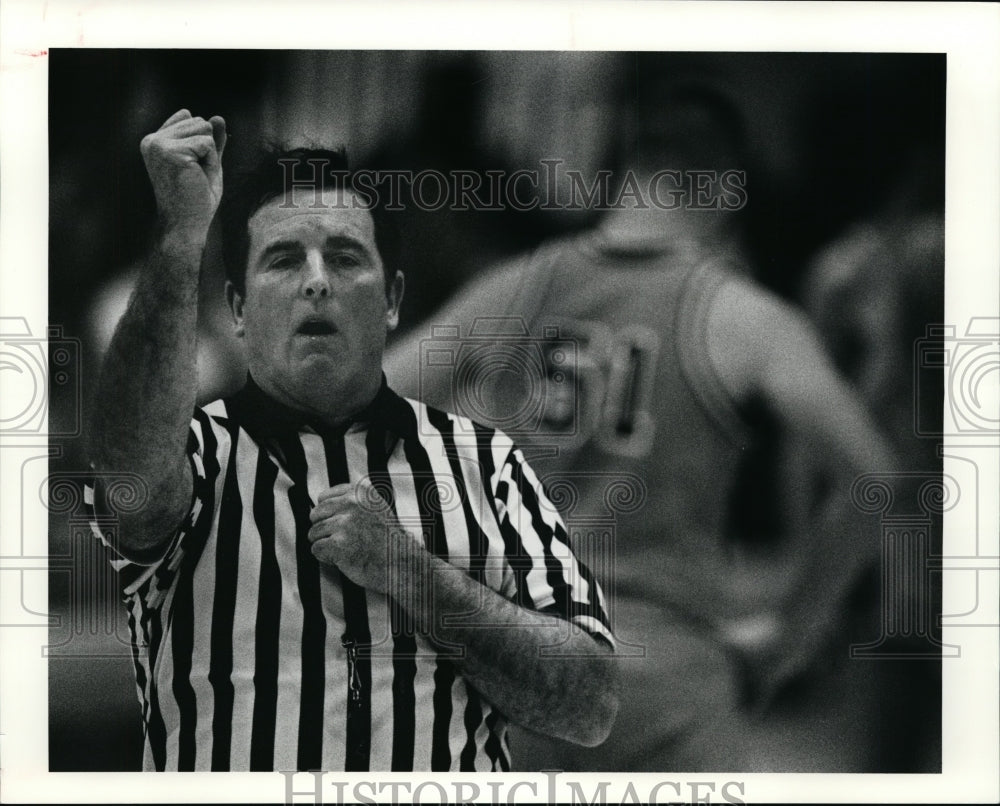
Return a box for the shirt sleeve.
[490,442,616,649]
[85,405,224,600]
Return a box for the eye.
[268,254,301,270]
[327,252,363,269]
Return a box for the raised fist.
[140,109,227,235]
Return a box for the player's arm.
[308,479,618,748]
[706,279,897,476]
[706,279,899,696]
[384,260,527,404]
[88,110,227,559]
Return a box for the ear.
[385,271,404,332]
[225,280,246,337]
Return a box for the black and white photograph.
[1,2,998,804]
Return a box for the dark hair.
[626,81,748,173]
[219,146,398,294]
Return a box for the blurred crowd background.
[46,49,944,772]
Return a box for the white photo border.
[1,1,998,803]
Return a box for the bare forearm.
[89,229,206,549]
[397,545,617,746]
[308,479,618,744]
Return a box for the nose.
[302,251,330,299]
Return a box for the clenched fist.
[308,478,429,595]
[140,109,227,236]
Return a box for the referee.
[86,110,617,772]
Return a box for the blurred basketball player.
[384,83,897,771]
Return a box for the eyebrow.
[256,235,372,265]
[257,240,303,263]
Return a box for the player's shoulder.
[500,230,603,287]
[680,243,790,326]
[685,243,753,285]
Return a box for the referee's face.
[229,187,404,422]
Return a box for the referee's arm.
[418,549,618,748]
[89,110,227,559]
[309,479,619,748]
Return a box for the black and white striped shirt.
[87,376,613,772]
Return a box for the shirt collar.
[225,372,403,442]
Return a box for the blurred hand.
[719,611,783,655]
[140,109,227,236]
[718,610,794,712]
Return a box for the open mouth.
[297,318,337,337]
